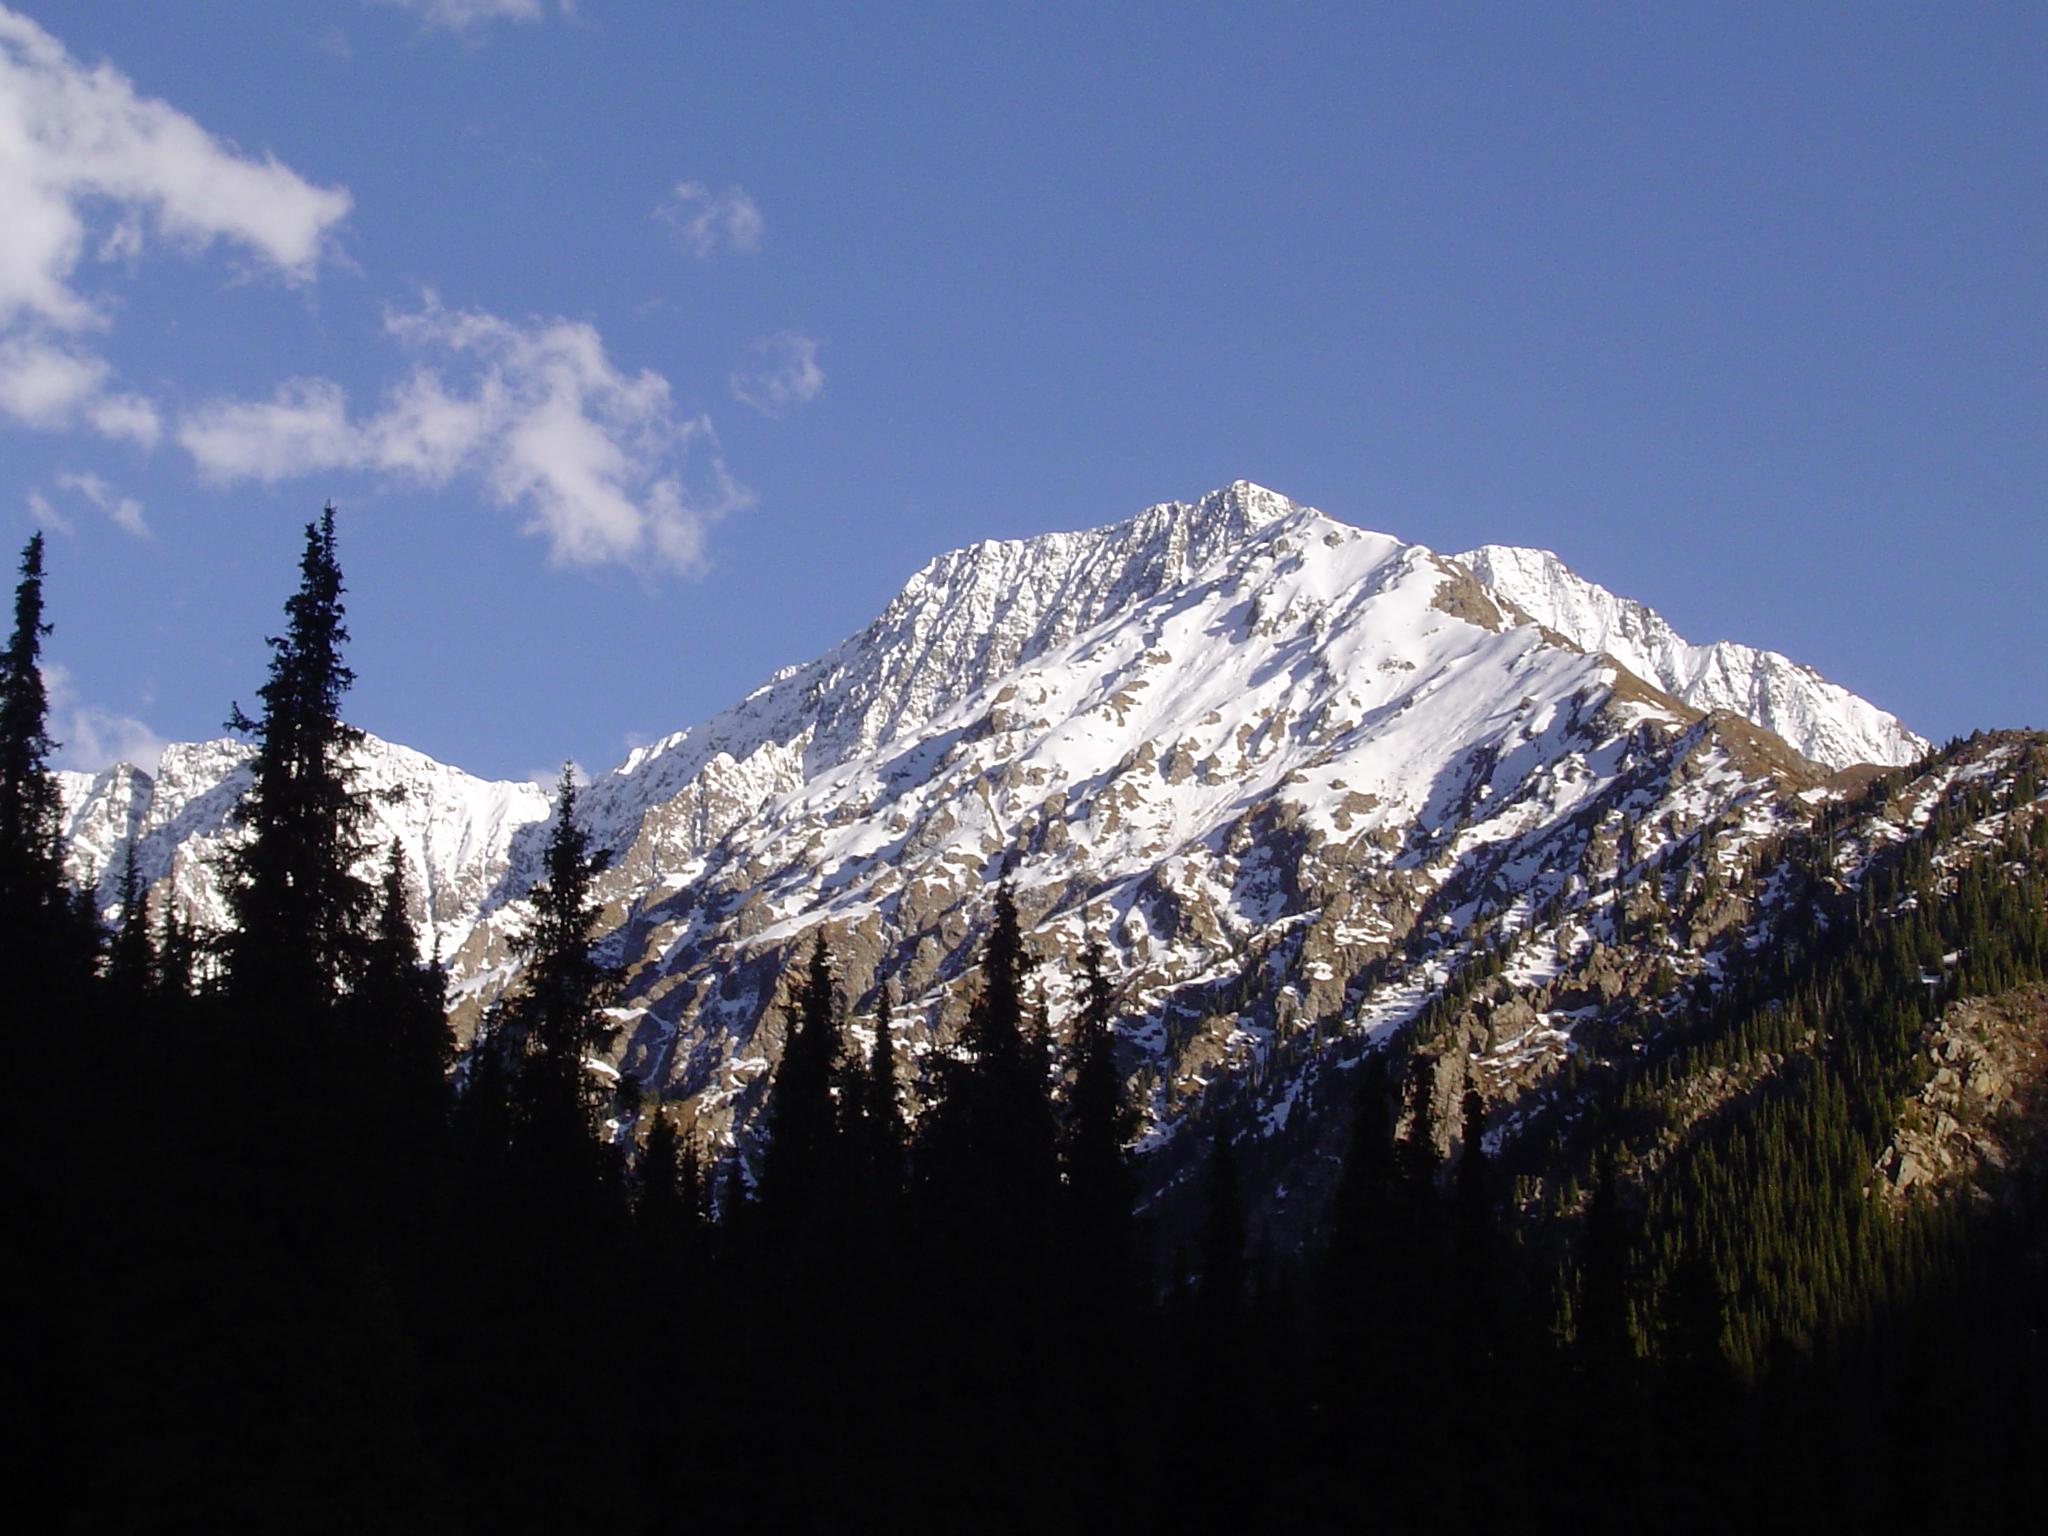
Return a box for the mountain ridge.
[55,482,1939,1197]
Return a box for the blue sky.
[3,1,2040,783]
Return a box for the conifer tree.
[909,880,1061,1428]
[636,1108,700,1269]
[913,885,1058,1249]
[355,841,451,1149]
[0,533,74,984]
[222,507,374,1019]
[1063,938,1134,1286]
[760,932,844,1225]
[151,892,197,1009]
[864,982,905,1199]
[105,838,154,1007]
[501,767,619,1170]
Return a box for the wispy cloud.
[26,487,72,535]
[657,181,764,260]
[367,1,576,36]
[0,5,350,438]
[180,295,750,574]
[730,331,823,419]
[54,469,148,536]
[42,662,166,774]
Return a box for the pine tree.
[501,767,619,1172]
[354,841,451,1152]
[105,837,154,1007]
[636,1108,700,1269]
[0,533,77,989]
[1063,938,1134,1288]
[909,883,1061,1424]
[151,892,197,1009]
[913,884,1059,1253]
[760,932,844,1225]
[864,982,905,1200]
[222,507,374,1020]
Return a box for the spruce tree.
[105,838,155,1007]
[0,533,75,985]
[1063,938,1134,1288]
[864,982,905,1200]
[913,884,1059,1253]
[222,507,374,1020]
[909,884,1061,1421]
[151,892,197,1009]
[355,841,451,1154]
[760,932,844,1225]
[501,767,619,1174]
[636,1108,698,1267]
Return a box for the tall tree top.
[223,506,374,1013]
[0,534,69,951]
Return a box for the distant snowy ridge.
[1458,543,1925,771]
[57,736,549,958]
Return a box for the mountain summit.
[62,484,1930,1196]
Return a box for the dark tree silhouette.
[0,533,87,994]
[500,767,620,1180]
[1062,937,1135,1291]
[222,506,374,1019]
[760,931,844,1227]
[863,981,905,1201]
[105,837,154,1008]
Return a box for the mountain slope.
[59,483,1936,1198]
[1459,542,1925,771]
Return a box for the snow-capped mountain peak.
[60,484,1932,1180]
[1457,542,1925,770]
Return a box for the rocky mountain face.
[61,482,1959,1221]
[1458,542,1925,772]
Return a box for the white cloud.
[54,469,147,536]
[368,1,564,33]
[0,334,105,421]
[730,331,824,418]
[0,6,349,437]
[176,377,358,482]
[524,760,589,793]
[0,336,161,446]
[84,390,162,449]
[42,662,166,774]
[180,296,750,574]
[0,8,350,327]
[26,487,72,535]
[657,181,764,260]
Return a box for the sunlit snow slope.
[1459,543,1925,771]
[58,483,1927,1189]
